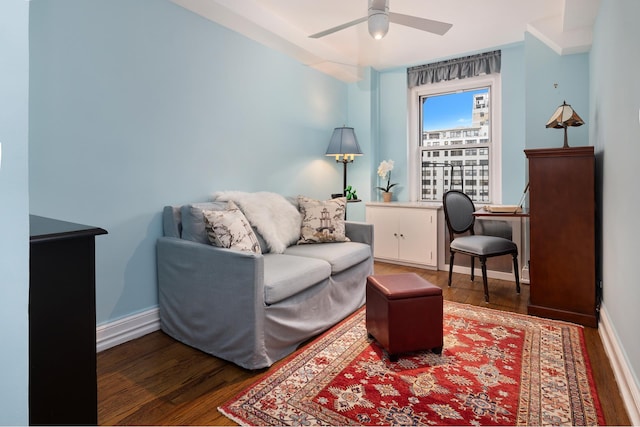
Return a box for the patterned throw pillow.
[203,201,261,253]
[297,196,350,244]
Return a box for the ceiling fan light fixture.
[308,0,452,41]
[368,12,389,39]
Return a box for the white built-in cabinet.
[365,202,440,269]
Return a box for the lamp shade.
[545,101,584,148]
[325,126,363,201]
[325,127,363,158]
[546,101,584,129]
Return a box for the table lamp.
[545,101,584,148]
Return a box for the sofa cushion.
[181,202,227,244]
[203,201,261,254]
[283,241,371,274]
[297,196,349,244]
[213,191,301,254]
[263,254,331,305]
[181,202,267,252]
[162,206,182,238]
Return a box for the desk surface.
[473,208,529,218]
[30,215,108,243]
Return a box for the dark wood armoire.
[29,215,107,425]
[525,146,598,327]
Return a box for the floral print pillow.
[203,201,261,253]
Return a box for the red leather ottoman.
[366,273,443,361]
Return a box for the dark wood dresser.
[29,215,107,425]
[525,146,598,327]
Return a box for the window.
[419,87,491,202]
[408,74,501,203]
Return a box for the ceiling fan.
[309,0,452,40]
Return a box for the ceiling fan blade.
[309,16,368,38]
[389,12,452,36]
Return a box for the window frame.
[407,74,502,204]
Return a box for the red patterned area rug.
[219,302,604,426]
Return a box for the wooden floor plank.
[98,262,630,425]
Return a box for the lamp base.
[339,158,351,197]
[563,126,570,148]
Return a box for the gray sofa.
[157,199,374,369]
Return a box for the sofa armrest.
[346,221,374,248]
[157,236,264,305]
[156,237,267,368]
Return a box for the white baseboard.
[96,307,160,353]
[598,304,640,425]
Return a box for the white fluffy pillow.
[213,191,301,254]
[203,201,261,254]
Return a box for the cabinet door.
[366,207,399,259]
[398,209,437,266]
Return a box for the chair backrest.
[443,190,476,239]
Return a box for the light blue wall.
[524,33,590,150]
[591,0,640,405]
[29,0,349,324]
[0,1,30,424]
[346,67,379,220]
[377,68,409,202]
[500,43,527,203]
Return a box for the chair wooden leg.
[512,254,521,294]
[480,257,489,303]
[470,256,475,281]
[448,252,455,287]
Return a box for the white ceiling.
[171,0,600,82]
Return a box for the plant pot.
[382,192,393,202]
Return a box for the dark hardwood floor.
[98,262,631,425]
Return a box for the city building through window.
[408,74,501,203]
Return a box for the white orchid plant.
[376,159,398,193]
